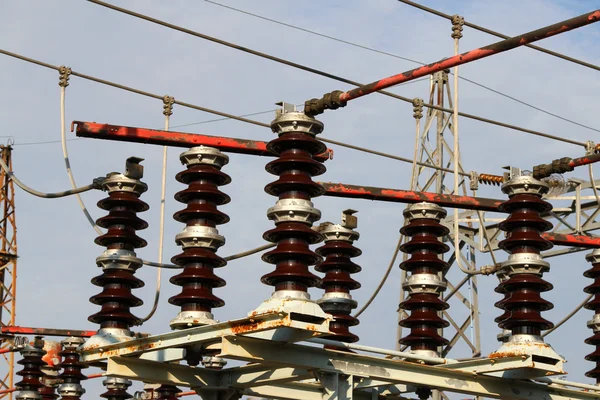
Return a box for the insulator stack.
[316,210,361,344]
[57,337,87,400]
[260,103,326,300]
[15,338,45,400]
[168,146,230,330]
[584,249,600,382]
[398,202,450,358]
[494,176,554,337]
[88,157,148,345]
[101,378,132,400]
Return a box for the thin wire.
[0,156,99,198]
[396,0,600,73]
[139,114,170,324]
[81,2,587,147]
[14,138,82,146]
[60,81,103,235]
[541,294,592,337]
[353,234,402,318]
[204,0,600,134]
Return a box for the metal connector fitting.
[403,202,447,222]
[180,146,229,169]
[501,175,549,197]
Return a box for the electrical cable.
[541,293,592,338]
[396,0,600,74]
[0,156,100,198]
[353,234,402,319]
[203,0,600,135]
[59,69,103,236]
[81,2,587,148]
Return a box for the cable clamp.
[162,95,175,116]
[451,15,465,40]
[412,98,424,120]
[58,65,72,88]
[304,90,346,116]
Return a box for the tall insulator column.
[584,249,600,382]
[316,209,361,344]
[168,146,230,368]
[15,338,45,400]
[57,337,87,400]
[255,103,328,320]
[101,378,132,400]
[490,175,563,374]
[85,157,148,349]
[398,202,450,358]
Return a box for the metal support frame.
[0,147,16,400]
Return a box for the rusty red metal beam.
[307,9,600,114]
[319,182,600,248]
[570,153,600,169]
[319,182,503,212]
[1,326,96,338]
[72,121,333,162]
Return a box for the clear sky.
[1,0,599,398]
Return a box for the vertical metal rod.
[577,184,582,233]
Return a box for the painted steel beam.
[0,326,96,338]
[80,311,330,362]
[220,336,599,400]
[71,121,332,161]
[319,181,503,212]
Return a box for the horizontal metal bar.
[220,336,596,400]
[72,121,332,161]
[319,181,503,211]
[80,311,329,362]
[0,326,96,338]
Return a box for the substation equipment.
[3,6,600,400]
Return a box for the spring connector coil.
[584,249,600,382]
[15,339,45,400]
[398,202,450,358]
[494,176,554,336]
[89,157,148,333]
[478,173,504,186]
[316,211,361,344]
[260,104,326,298]
[57,338,87,400]
[168,146,230,330]
[101,377,132,400]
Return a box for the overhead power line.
[0,48,465,177]
[397,0,600,73]
[85,0,587,148]
[203,0,600,134]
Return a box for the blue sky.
[1,0,600,398]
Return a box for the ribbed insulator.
[585,249,600,382]
[261,107,326,294]
[495,176,554,336]
[101,378,132,400]
[57,337,87,400]
[398,203,450,356]
[156,385,181,400]
[15,342,45,400]
[316,217,361,344]
[168,147,230,329]
[89,163,148,330]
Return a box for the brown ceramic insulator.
[57,347,87,389]
[316,240,361,343]
[399,216,450,352]
[495,191,554,336]
[15,352,45,394]
[39,386,58,400]
[100,386,132,400]
[261,130,327,292]
[584,255,600,381]
[89,189,148,330]
[156,385,181,400]
[169,163,230,315]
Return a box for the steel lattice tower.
[0,146,17,400]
